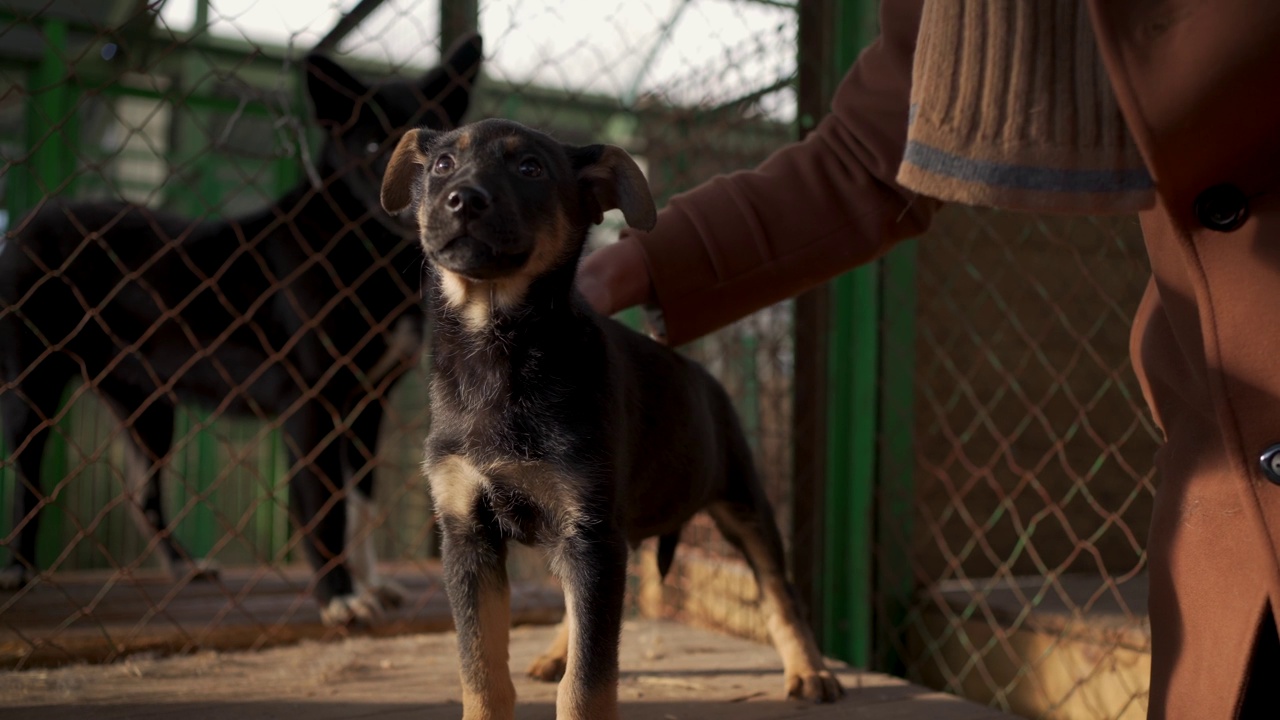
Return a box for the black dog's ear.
[305,54,370,127]
[381,128,429,215]
[567,144,657,231]
[417,32,483,129]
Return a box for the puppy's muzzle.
[434,235,529,280]
[427,183,531,280]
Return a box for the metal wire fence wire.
[0,0,801,669]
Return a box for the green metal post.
[876,239,918,673]
[191,410,217,557]
[21,20,80,567]
[819,0,920,673]
[821,0,879,668]
[12,19,78,218]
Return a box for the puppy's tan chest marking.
[437,270,531,334]
[425,454,584,538]
[426,455,489,521]
[431,207,571,335]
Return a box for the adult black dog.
[380,118,842,718]
[0,34,482,625]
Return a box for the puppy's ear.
[566,144,657,231]
[381,128,427,215]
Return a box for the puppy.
[381,118,842,719]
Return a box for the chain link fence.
[0,2,1159,719]
[887,208,1158,719]
[0,0,799,670]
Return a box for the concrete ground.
[0,619,1017,719]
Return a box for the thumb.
[576,237,653,316]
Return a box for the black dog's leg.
[281,400,362,623]
[708,466,843,702]
[341,400,404,609]
[1,359,74,589]
[107,392,218,582]
[552,528,628,720]
[440,512,515,720]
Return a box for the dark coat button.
[1194,184,1249,232]
[1260,444,1280,485]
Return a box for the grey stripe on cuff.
[903,141,1154,194]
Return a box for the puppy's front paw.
[785,669,843,703]
[0,565,31,590]
[320,591,384,627]
[526,652,566,682]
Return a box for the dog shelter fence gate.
[0,1,1158,718]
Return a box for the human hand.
[575,235,654,317]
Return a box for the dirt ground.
[0,619,1013,719]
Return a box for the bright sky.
[157,0,797,119]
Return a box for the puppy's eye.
[434,154,456,175]
[518,157,543,178]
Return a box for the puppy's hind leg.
[526,617,569,682]
[708,482,843,703]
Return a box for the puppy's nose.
[445,186,491,217]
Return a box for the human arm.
[577,0,937,346]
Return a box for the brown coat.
[600,1,1280,716]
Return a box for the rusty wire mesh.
[0,0,800,671]
[885,208,1159,719]
[0,3,1161,719]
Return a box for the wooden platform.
[0,620,1016,719]
[0,562,563,670]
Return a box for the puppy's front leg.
[441,516,516,720]
[552,530,628,720]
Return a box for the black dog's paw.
[785,669,844,703]
[363,578,408,610]
[170,558,221,582]
[320,591,385,627]
[0,565,32,591]
[526,652,567,682]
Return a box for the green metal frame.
[819,0,918,673]
[820,0,878,668]
[877,240,918,673]
[6,18,81,568]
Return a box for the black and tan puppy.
[380,118,842,719]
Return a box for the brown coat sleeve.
[630,0,936,346]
